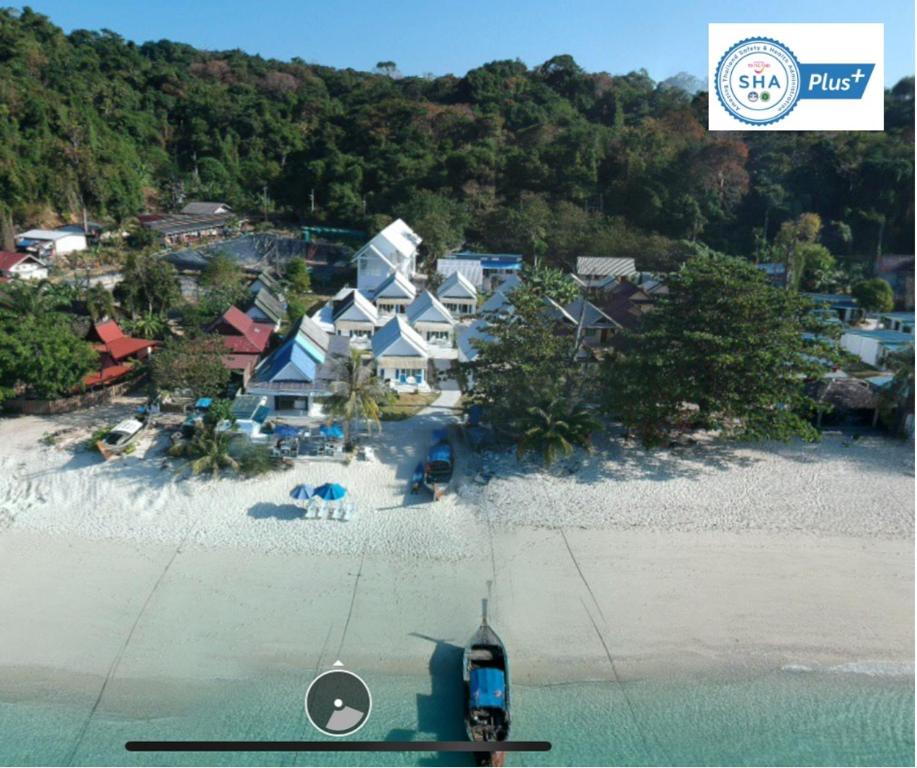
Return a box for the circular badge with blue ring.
[715,37,802,126]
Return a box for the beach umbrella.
[319,423,345,440]
[275,424,299,439]
[314,482,347,501]
[290,484,315,501]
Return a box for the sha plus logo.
[716,37,802,125]
[708,24,883,131]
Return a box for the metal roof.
[576,256,637,277]
[405,291,456,326]
[437,270,478,299]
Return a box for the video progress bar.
[126,741,551,753]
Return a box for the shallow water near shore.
[1,668,913,766]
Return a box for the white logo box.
[709,23,884,131]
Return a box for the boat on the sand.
[464,618,510,766]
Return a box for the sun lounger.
[338,502,355,522]
[306,499,324,519]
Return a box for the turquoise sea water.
[1,669,913,766]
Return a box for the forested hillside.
[0,7,913,271]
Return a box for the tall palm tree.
[515,397,602,466]
[125,312,167,339]
[325,350,389,447]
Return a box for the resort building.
[249,269,282,297]
[840,328,914,368]
[0,251,49,281]
[139,201,239,245]
[436,270,478,316]
[437,252,523,292]
[330,288,380,347]
[803,293,864,325]
[879,312,915,335]
[354,218,421,294]
[15,229,87,259]
[371,270,417,316]
[564,297,621,347]
[246,315,350,417]
[457,319,493,370]
[216,394,270,441]
[405,291,457,347]
[575,256,637,288]
[206,306,274,389]
[84,320,157,388]
[372,315,431,391]
[246,285,286,330]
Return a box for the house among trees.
[207,306,273,385]
[84,319,157,388]
[457,319,493,365]
[246,285,286,330]
[354,219,421,294]
[372,315,431,391]
[405,291,457,347]
[436,270,478,315]
[840,327,914,368]
[802,293,864,324]
[139,201,239,245]
[371,270,417,316]
[564,297,621,347]
[575,257,637,288]
[879,312,915,335]
[246,315,350,417]
[0,251,49,282]
[436,251,523,291]
[16,228,87,259]
[597,281,657,331]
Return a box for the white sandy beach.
[0,392,913,705]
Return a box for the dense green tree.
[0,310,97,401]
[604,255,834,445]
[116,253,182,318]
[462,288,582,431]
[851,278,895,312]
[151,335,230,397]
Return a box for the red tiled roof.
[0,251,26,271]
[84,363,134,388]
[210,306,272,354]
[93,319,125,344]
[107,337,155,361]
[221,353,259,373]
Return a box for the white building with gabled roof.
[371,270,417,316]
[329,288,380,347]
[354,218,422,294]
[405,291,456,347]
[436,271,478,316]
[372,315,431,391]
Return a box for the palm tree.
[169,424,239,478]
[515,397,602,466]
[83,284,116,322]
[325,349,389,447]
[124,312,167,339]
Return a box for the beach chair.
[306,499,323,519]
[338,502,355,522]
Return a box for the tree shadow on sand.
[383,633,472,767]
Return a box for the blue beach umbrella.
[319,423,345,440]
[290,484,315,501]
[314,482,347,501]
[275,424,299,439]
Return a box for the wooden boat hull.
[97,418,147,460]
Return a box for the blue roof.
[451,251,523,263]
[470,667,506,709]
[256,335,318,383]
[481,259,522,270]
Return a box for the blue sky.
[22,0,915,85]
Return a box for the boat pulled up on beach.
[423,428,454,500]
[96,417,148,460]
[464,619,510,766]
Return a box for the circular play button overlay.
[305,669,372,737]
